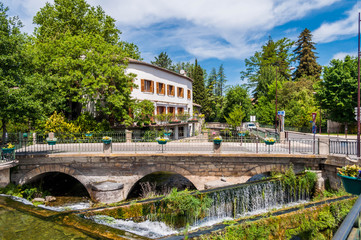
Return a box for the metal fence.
[1,137,319,155]
[329,139,357,156]
[333,194,361,240]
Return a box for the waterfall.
[206,179,310,219]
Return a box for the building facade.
[126,59,198,139]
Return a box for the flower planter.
[151,122,157,125]
[102,139,112,145]
[338,174,361,195]
[188,119,198,123]
[2,148,15,154]
[23,133,28,138]
[85,133,93,137]
[213,139,223,145]
[47,140,57,146]
[164,132,172,137]
[238,133,246,137]
[169,121,181,124]
[157,140,167,145]
[264,141,275,145]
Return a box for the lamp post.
[275,66,295,135]
[357,12,360,158]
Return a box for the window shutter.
[161,84,165,94]
[172,86,174,96]
[157,83,159,94]
[141,79,145,92]
[150,81,154,93]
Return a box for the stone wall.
[10,153,330,203]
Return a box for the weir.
[84,172,316,238]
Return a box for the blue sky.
[5,0,360,88]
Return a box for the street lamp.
[275,66,295,135]
[357,12,361,158]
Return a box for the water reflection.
[0,207,96,240]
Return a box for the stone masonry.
[9,153,351,203]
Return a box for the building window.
[157,82,165,95]
[178,108,184,114]
[168,107,175,116]
[167,85,175,96]
[187,89,191,99]
[141,79,154,93]
[179,126,184,138]
[157,106,166,115]
[177,87,184,98]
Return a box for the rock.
[91,181,124,192]
[45,196,56,202]
[220,177,227,182]
[204,180,233,189]
[32,198,45,203]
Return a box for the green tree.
[191,59,211,118]
[315,55,357,126]
[217,64,227,96]
[225,105,245,130]
[30,0,140,125]
[151,51,173,70]
[0,3,46,141]
[223,85,252,122]
[293,28,322,80]
[241,37,294,100]
[132,100,155,126]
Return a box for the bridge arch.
[17,164,92,197]
[125,164,196,199]
[243,164,288,181]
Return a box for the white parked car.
[243,122,257,130]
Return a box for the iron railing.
[1,137,319,155]
[329,139,358,156]
[333,194,361,240]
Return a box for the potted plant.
[213,136,223,144]
[102,136,112,144]
[164,129,172,137]
[238,131,246,137]
[170,119,181,124]
[85,131,93,137]
[337,165,361,195]
[2,143,15,154]
[188,117,198,123]
[46,137,57,145]
[156,137,168,145]
[264,137,275,145]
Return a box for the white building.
[125,59,198,139]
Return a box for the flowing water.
[86,179,311,239]
[0,179,312,239]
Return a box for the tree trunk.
[2,120,7,145]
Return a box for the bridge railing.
[329,139,357,156]
[8,137,319,155]
[333,194,361,240]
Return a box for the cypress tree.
[293,28,322,79]
[191,59,211,116]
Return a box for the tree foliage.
[315,56,357,124]
[223,85,252,123]
[29,0,140,126]
[242,37,294,99]
[225,105,245,130]
[191,59,211,118]
[151,51,173,70]
[293,28,322,80]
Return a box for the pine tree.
[207,67,217,95]
[151,52,173,70]
[217,64,227,96]
[293,28,322,79]
[191,59,211,117]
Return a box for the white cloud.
[6,0,341,60]
[313,4,359,43]
[332,51,357,61]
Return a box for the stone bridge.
[8,153,356,203]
